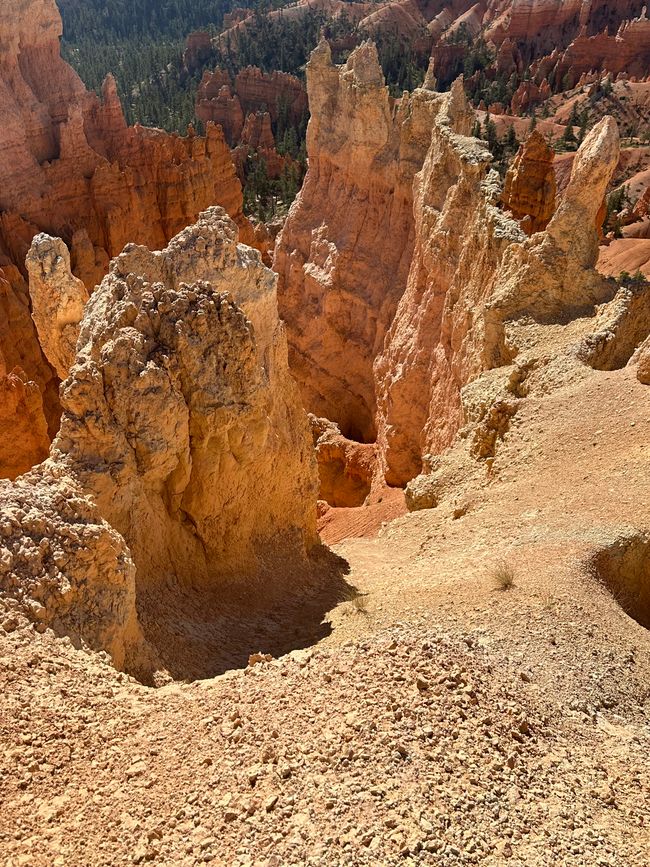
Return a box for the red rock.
[233,112,291,180]
[550,14,650,83]
[510,80,551,115]
[0,367,50,480]
[196,77,245,145]
[182,31,213,73]
[502,130,557,234]
[632,185,650,220]
[197,67,307,134]
[310,416,375,507]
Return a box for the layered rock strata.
[0,209,319,673]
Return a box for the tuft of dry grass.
[490,560,516,592]
[352,593,368,614]
[339,585,369,615]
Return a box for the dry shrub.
[491,560,516,591]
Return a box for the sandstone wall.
[374,80,526,484]
[1,209,320,675]
[275,40,444,443]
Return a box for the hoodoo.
[0,209,320,678]
[275,40,444,444]
[2,5,650,863]
[278,42,623,489]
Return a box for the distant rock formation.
[0,0,255,477]
[484,0,646,52]
[196,66,308,181]
[0,209,319,675]
[501,131,557,234]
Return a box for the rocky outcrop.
[376,113,620,485]
[560,11,650,80]
[275,40,445,443]
[197,67,308,183]
[374,80,524,484]
[197,67,307,144]
[0,0,255,479]
[501,130,556,234]
[196,71,245,145]
[510,79,551,115]
[277,40,623,489]
[0,263,59,441]
[0,368,50,479]
[0,209,320,674]
[484,0,646,52]
[52,207,319,589]
[310,416,375,507]
[358,0,430,46]
[233,111,292,181]
[182,30,213,73]
[26,235,89,380]
[0,1,252,277]
[0,465,146,673]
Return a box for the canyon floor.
[2,360,649,866]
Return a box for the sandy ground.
[1,363,649,866]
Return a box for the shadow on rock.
[136,545,352,682]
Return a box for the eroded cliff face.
[0,0,255,478]
[0,209,320,677]
[196,67,307,189]
[278,40,623,495]
[374,81,526,485]
[377,113,620,485]
[275,40,444,443]
[484,0,646,53]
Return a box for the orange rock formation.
[0,0,254,478]
[1,209,320,675]
[275,40,444,443]
[501,130,557,234]
[278,41,621,489]
[196,67,308,181]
